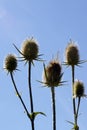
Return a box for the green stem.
[71,65,76,124]
[51,87,56,130]
[28,61,35,130]
[10,72,30,119]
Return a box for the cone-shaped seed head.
[21,38,39,61]
[74,80,85,98]
[43,60,62,87]
[65,42,80,65]
[4,54,17,72]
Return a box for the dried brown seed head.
[43,60,62,87]
[4,54,17,73]
[21,38,39,61]
[74,80,85,98]
[65,41,80,66]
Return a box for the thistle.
[13,37,40,64]
[42,57,63,130]
[42,59,63,87]
[4,54,31,120]
[4,54,17,73]
[73,80,86,129]
[73,80,85,98]
[64,40,80,130]
[65,40,80,66]
[21,38,39,61]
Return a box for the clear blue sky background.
[0,0,87,130]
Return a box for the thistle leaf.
[66,120,74,125]
[30,112,46,120]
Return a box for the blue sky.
[0,0,87,130]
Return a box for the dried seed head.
[74,80,85,98]
[21,38,39,61]
[4,54,17,73]
[42,60,62,87]
[65,41,80,66]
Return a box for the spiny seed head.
[4,54,17,73]
[42,59,62,87]
[74,80,85,98]
[65,40,80,66]
[21,38,39,61]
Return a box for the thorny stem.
[71,65,77,125]
[10,72,30,119]
[28,61,35,130]
[51,87,56,130]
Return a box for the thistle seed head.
[74,80,85,98]
[43,59,62,87]
[4,54,17,73]
[21,38,39,61]
[65,41,80,66]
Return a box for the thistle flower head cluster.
[42,59,62,87]
[65,40,80,66]
[73,80,85,98]
[21,38,39,62]
[4,54,17,73]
